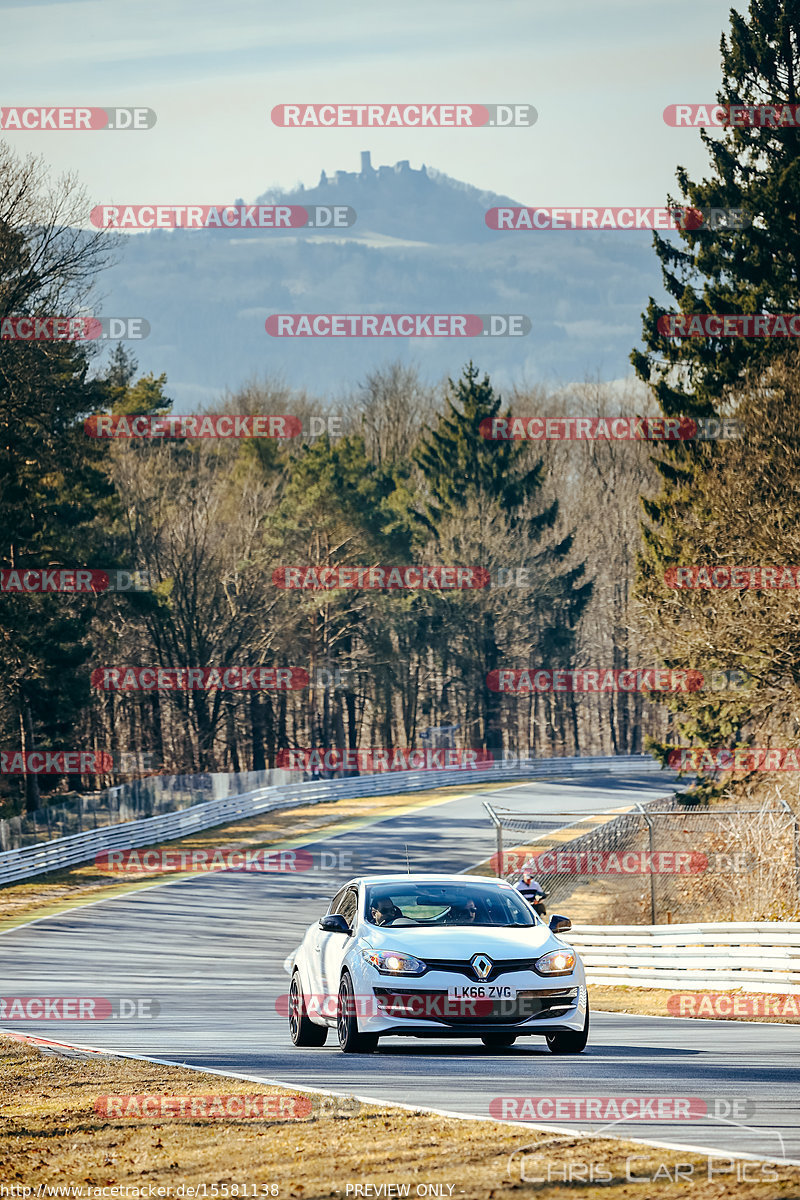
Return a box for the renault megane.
[287,873,588,1053]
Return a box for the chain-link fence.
[0,768,292,852]
[483,797,800,924]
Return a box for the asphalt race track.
[2,768,799,1164]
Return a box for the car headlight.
[534,949,576,976]
[361,948,426,976]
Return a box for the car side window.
[328,887,348,916]
[337,888,358,929]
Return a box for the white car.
[287,873,588,1053]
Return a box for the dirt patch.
[0,1034,796,1198]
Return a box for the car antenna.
[404,844,411,874]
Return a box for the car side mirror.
[549,915,571,934]
[319,913,351,935]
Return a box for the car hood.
[361,922,559,959]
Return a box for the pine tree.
[632,0,800,418]
[632,0,800,766]
[414,363,591,755]
[415,362,551,531]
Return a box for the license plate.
[447,984,516,1000]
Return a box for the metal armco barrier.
[0,754,663,886]
[569,922,800,994]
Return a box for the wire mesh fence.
[483,797,800,924]
[0,768,292,852]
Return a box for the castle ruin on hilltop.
[316,150,431,188]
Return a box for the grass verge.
[588,984,800,1024]
[1,1034,797,1198]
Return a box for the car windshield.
[364,882,538,927]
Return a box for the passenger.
[444,900,479,924]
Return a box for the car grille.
[422,957,537,982]
[373,987,578,1025]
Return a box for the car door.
[306,886,347,1001]
[320,885,358,1005]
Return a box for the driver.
[370,897,403,925]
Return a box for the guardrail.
[569,922,800,994]
[0,754,664,887]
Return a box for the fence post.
[778,797,800,908]
[636,803,657,924]
[483,802,503,877]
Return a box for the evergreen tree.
[632,0,800,418]
[632,0,800,764]
[414,364,591,755]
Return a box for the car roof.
[348,874,511,886]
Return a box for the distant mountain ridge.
[97,152,669,404]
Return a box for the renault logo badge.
[471,953,493,980]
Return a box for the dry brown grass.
[1,1035,797,1199]
[589,984,800,1024]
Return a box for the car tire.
[289,972,327,1047]
[480,1034,517,1048]
[546,1004,589,1054]
[337,972,378,1053]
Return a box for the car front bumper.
[351,968,587,1036]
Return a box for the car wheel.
[289,972,327,1047]
[480,1034,517,1048]
[337,972,378,1053]
[546,1004,589,1054]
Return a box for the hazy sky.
[1,0,748,208]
